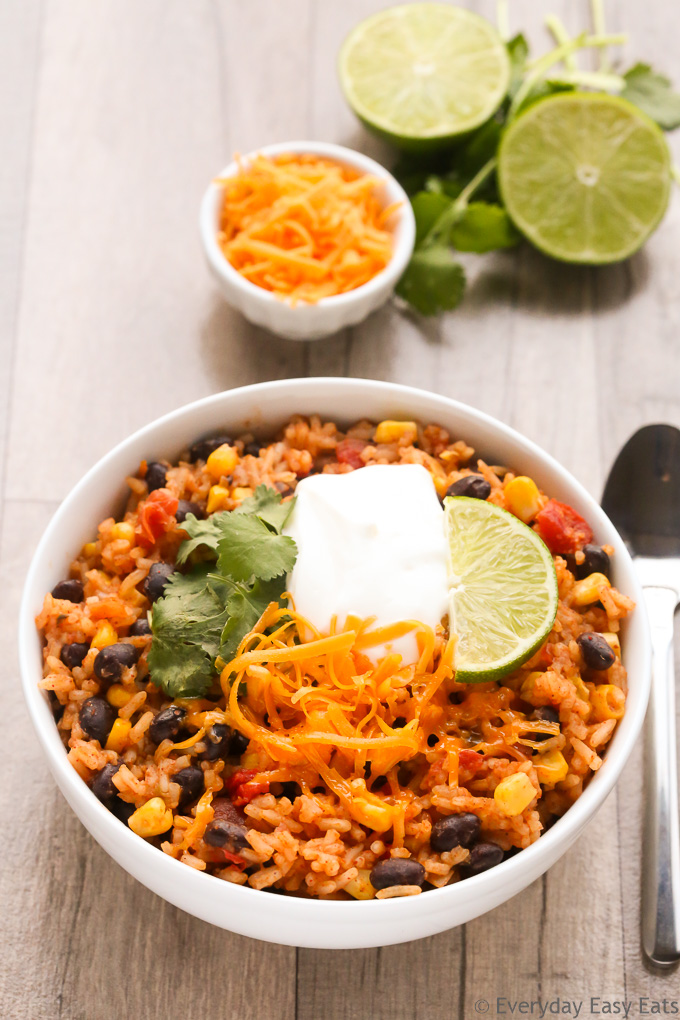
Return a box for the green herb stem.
[422,157,498,247]
[590,0,611,73]
[545,15,577,71]
[548,70,626,91]
[513,33,627,119]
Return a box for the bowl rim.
[19,378,651,937]
[198,140,416,311]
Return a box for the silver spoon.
[602,424,680,967]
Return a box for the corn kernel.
[110,521,135,543]
[92,621,117,649]
[504,476,542,523]
[128,797,173,838]
[520,671,544,701]
[601,632,621,659]
[105,717,131,753]
[206,444,239,480]
[344,869,376,900]
[350,797,395,832]
[232,486,254,502]
[83,542,98,558]
[571,572,610,606]
[374,420,418,445]
[106,684,133,709]
[534,748,569,785]
[591,684,625,721]
[207,484,230,514]
[494,772,536,816]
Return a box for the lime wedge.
[444,496,558,683]
[338,4,510,151]
[498,92,671,264]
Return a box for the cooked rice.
[36,415,634,899]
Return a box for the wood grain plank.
[0,0,43,520]
[5,0,308,506]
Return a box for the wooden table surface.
[2,1,679,1017]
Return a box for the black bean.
[370,859,426,890]
[51,578,84,602]
[92,763,121,805]
[198,723,231,761]
[465,842,504,875]
[577,632,616,671]
[110,798,136,825]
[532,704,560,740]
[204,819,249,850]
[60,641,90,670]
[534,705,559,724]
[142,562,174,602]
[279,781,301,801]
[149,706,186,745]
[446,475,491,501]
[93,642,138,683]
[145,461,167,492]
[189,435,233,463]
[79,697,116,744]
[431,812,481,852]
[392,717,407,729]
[175,500,204,524]
[372,775,388,791]
[427,733,439,747]
[576,544,610,580]
[229,730,250,757]
[129,617,151,637]
[243,442,262,458]
[174,766,204,809]
[449,691,466,705]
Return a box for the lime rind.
[338,3,511,148]
[444,496,558,683]
[498,92,671,265]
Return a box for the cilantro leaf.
[148,487,298,698]
[621,63,680,130]
[411,191,452,245]
[234,484,294,533]
[450,202,521,253]
[219,575,288,661]
[396,247,466,316]
[216,514,297,583]
[175,514,223,564]
[148,568,231,697]
[146,638,214,700]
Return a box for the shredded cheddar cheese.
[216,153,398,304]
[219,603,456,837]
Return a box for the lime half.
[498,92,671,264]
[444,496,558,683]
[338,4,510,151]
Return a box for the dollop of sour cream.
[283,463,449,664]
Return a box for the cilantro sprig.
[394,0,680,317]
[147,486,296,699]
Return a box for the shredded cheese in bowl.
[215,152,398,304]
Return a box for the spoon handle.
[641,584,680,967]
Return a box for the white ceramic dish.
[199,141,415,341]
[19,378,650,949]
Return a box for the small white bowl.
[199,141,415,341]
[19,379,650,949]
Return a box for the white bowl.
[19,379,650,949]
[199,141,415,341]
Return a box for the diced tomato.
[221,849,248,870]
[136,488,179,546]
[535,499,593,554]
[226,768,270,806]
[336,437,366,470]
[459,749,484,772]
